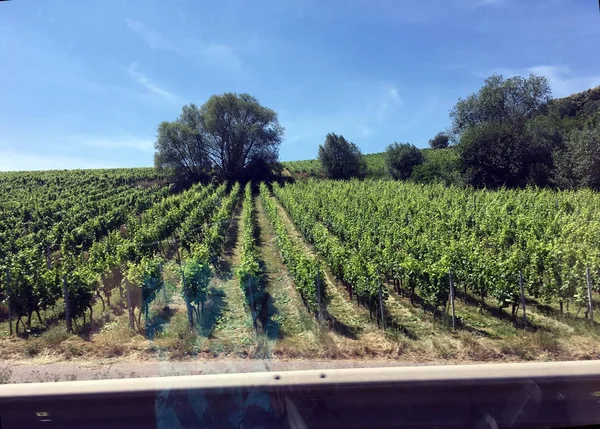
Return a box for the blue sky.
[1,0,599,170]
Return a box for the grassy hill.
[282,148,459,183]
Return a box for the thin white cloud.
[283,83,405,145]
[526,65,600,98]
[480,65,600,98]
[0,150,113,172]
[388,87,402,104]
[196,42,241,69]
[377,86,403,122]
[127,61,178,100]
[125,17,241,69]
[125,18,180,52]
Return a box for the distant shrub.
[385,142,424,180]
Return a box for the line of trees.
[314,73,600,190]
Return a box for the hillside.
[283,148,458,181]
[2,169,600,372]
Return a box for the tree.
[558,127,600,190]
[450,73,551,137]
[200,93,284,180]
[318,133,367,179]
[154,120,211,183]
[451,73,554,188]
[428,132,449,149]
[385,142,424,180]
[458,122,527,188]
[154,94,284,182]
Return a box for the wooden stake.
[5,268,12,336]
[125,279,134,330]
[246,279,257,332]
[181,269,193,330]
[159,262,167,303]
[377,269,385,330]
[587,267,594,324]
[316,271,323,321]
[449,269,456,331]
[519,270,527,326]
[46,245,51,269]
[63,275,72,333]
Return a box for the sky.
[1,0,600,171]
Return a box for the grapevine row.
[259,183,326,316]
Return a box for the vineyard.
[1,170,600,363]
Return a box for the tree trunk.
[410,286,416,306]
[137,308,142,331]
[83,313,86,325]
[98,293,105,312]
[480,291,485,310]
[35,309,43,325]
[27,311,32,328]
[559,301,563,315]
[464,284,467,303]
[88,305,93,322]
[16,316,22,335]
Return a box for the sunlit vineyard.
[274,180,600,321]
[2,169,600,363]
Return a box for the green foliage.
[428,132,450,149]
[205,183,241,261]
[409,148,461,185]
[155,94,284,182]
[458,122,529,188]
[385,142,424,180]
[180,245,212,312]
[273,182,385,309]
[126,256,163,317]
[260,183,327,315]
[276,180,600,314]
[236,183,264,312]
[450,73,551,137]
[452,73,554,189]
[558,127,600,190]
[154,119,212,183]
[318,133,367,180]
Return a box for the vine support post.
[63,275,72,334]
[5,268,12,336]
[124,279,134,330]
[246,279,257,333]
[519,270,527,327]
[181,268,193,331]
[46,245,52,269]
[586,267,594,325]
[159,262,167,304]
[377,269,386,330]
[449,269,456,332]
[316,271,323,322]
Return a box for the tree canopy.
[154,93,284,182]
[318,133,367,179]
[452,74,554,188]
[385,142,424,180]
[450,74,551,137]
[428,132,450,149]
